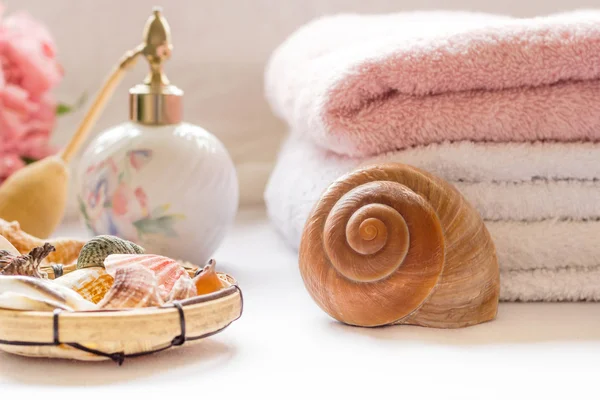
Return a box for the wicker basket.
[0,272,243,363]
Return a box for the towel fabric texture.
[264,10,600,302]
[265,137,600,301]
[265,10,600,157]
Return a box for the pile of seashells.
[0,219,228,312]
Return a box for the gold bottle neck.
[128,7,183,126]
[129,83,183,125]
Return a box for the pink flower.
[0,3,62,182]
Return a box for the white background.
[1,209,599,397]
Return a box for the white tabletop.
[1,208,599,398]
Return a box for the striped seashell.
[77,235,144,269]
[97,264,163,309]
[0,243,55,278]
[167,274,197,303]
[104,254,188,301]
[0,275,97,311]
[54,267,114,304]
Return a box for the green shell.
[77,235,145,269]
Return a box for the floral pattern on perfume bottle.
[78,148,185,242]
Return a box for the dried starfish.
[0,219,86,265]
[0,243,56,278]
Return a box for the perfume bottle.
[77,9,239,265]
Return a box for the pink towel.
[265,10,600,157]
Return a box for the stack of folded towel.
[264,10,600,301]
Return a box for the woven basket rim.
[0,272,243,351]
[0,272,238,318]
[0,257,243,361]
[0,281,239,319]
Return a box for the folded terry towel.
[267,135,600,224]
[501,267,600,301]
[265,10,600,157]
[265,136,600,301]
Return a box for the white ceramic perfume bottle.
[77,10,238,265]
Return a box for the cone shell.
[54,267,114,304]
[98,264,163,310]
[105,254,187,300]
[77,235,145,269]
[193,259,228,296]
[0,275,97,311]
[299,163,499,328]
[0,219,85,265]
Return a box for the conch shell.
[54,267,114,304]
[0,275,97,311]
[77,235,145,269]
[0,243,55,278]
[97,264,163,309]
[0,219,86,265]
[299,163,499,328]
[193,259,228,296]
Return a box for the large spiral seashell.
[299,163,499,328]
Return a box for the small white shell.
[0,275,97,311]
[167,274,197,302]
[54,267,114,304]
[0,292,70,312]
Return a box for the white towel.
[265,135,600,301]
[501,267,600,301]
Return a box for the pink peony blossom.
[0,3,62,182]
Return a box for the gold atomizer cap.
[129,7,183,125]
